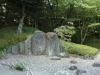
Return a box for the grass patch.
[60,40,99,56]
[0,26,37,56]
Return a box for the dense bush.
[60,40,99,56]
[54,26,76,41]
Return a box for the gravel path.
[0,54,100,75]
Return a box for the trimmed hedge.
[60,40,99,56]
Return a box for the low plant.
[15,62,26,71]
[60,40,99,56]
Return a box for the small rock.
[76,69,87,75]
[58,52,70,58]
[51,56,61,60]
[92,62,100,67]
[70,60,77,64]
[69,66,77,70]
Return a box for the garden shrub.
[60,40,99,56]
[54,25,76,41]
[15,62,26,71]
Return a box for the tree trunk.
[34,13,38,28]
[17,3,26,34]
[81,27,88,44]
[4,1,9,26]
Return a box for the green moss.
[60,40,99,56]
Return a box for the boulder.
[12,46,19,55]
[46,32,60,56]
[31,31,46,55]
[19,42,25,55]
[6,47,12,54]
[25,36,32,55]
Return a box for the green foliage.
[54,26,76,41]
[60,40,99,56]
[15,62,26,71]
[88,23,100,28]
[0,27,37,51]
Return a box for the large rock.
[12,46,19,55]
[46,32,60,56]
[31,31,46,55]
[25,35,32,55]
[19,42,25,55]
[6,47,12,54]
